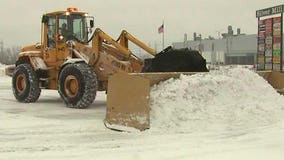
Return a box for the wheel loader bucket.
[105,70,284,131]
[257,70,284,94]
[104,72,197,131]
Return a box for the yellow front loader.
[8,7,158,107]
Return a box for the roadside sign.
[256,5,283,71]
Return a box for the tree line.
[0,46,20,65]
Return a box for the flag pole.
[162,20,164,49]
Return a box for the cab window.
[47,16,56,48]
[58,14,87,42]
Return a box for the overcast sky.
[0,0,283,48]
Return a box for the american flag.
[158,24,164,34]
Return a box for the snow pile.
[150,68,284,133]
[0,63,5,76]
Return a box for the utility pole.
[183,33,188,48]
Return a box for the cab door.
[41,15,59,89]
[42,15,57,66]
[56,15,70,63]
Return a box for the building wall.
[173,34,258,65]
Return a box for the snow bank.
[150,68,284,133]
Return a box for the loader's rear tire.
[58,63,97,109]
[12,64,41,103]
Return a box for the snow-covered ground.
[0,66,284,160]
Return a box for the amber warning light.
[67,7,78,12]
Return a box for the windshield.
[59,14,89,42]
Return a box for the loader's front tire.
[58,63,97,109]
[12,64,41,103]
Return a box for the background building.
[173,26,257,65]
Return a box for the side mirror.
[42,15,49,24]
[90,20,94,28]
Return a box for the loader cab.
[41,8,94,65]
[42,8,94,44]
